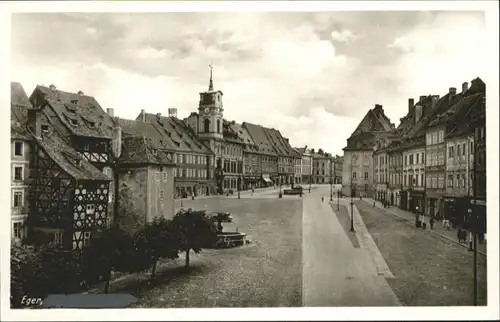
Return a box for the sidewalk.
[362,198,486,256]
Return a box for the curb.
[359,200,487,257]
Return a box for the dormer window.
[151,149,157,156]
[70,119,78,126]
[41,125,49,133]
[71,99,78,104]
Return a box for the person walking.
[430,216,435,230]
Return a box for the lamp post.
[350,155,357,232]
[337,190,340,211]
[279,175,283,198]
[238,174,241,199]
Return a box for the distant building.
[140,111,216,197]
[311,150,333,184]
[332,155,343,184]
[342,104,396,197]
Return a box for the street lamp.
[350,155,357,232]
[279,175,283,198]
[238,174,241,199]
[337,190,340,211]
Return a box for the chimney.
[156,112,162,118]
[408,98,414,114]
[449,87,457,103]
[49,84,56,91]
[168,108,178,118]
[419,95,426,103]
[77,90,84,95]
[107,108,114,117]
[462,82,469,93]
[140,109,146,122]
[112,117,122,159]
[27,108,42,138]
[431,95,440,108]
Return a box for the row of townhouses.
[10,71,343,248]
[342,78,486,230]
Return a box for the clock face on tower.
[204,107,210,114]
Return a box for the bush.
[10,244,83,308]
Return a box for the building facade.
[342,104,396,197]
[333,155,343,184]
[312,151,333,184]
[11,82,32,244]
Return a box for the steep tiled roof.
[120,136,175,166]
[225,121,259,153]
[117,118,171,150]
[222,120,245,144]
[30,85,115,139]
[11,82,32,108]
[11,83,32,140]
[294,147,306,154]
[344,105,395,150]
[263,127,299,157]
[34,130,110,181]
[242,122,277,156]
[141,113,212,155]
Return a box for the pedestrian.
[373,201,376,207]
[430,217,435,229]
[321,197,324,202]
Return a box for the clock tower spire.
[208,63,214,91]
[197,64,224,141]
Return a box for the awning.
[262,175,272,183]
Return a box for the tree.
[134,217,179,279]
[81,226,146,294]
[170,209,218,268]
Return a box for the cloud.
[330,29,357,42]
[10,11,489,155]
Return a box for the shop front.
[262,174,273,187]
[409,190,425,214]
[400,190,409,210]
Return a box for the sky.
[10,10,488,156]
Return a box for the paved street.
[302,187,400,306]
[355,200,487,306]
[363,198,487,255]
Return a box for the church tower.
[198,64,224,141]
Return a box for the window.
[160,190,164,200]
[13,222,23,239]
[13,191,23,208]
[163,172,168,181]
[14,166,23,181]
[86,204,95,215]
[416,153,419,164]
[364,172,368,180]
[217,119,221,133]
[404,175,407,186]
[54,232,63,246]
[448,174,453,187]
[448,146,454,158]
[83,232,92,247]
[421,153,424,164]
[352,172,357,179]
[456,174,460,188]
[409,154,413,165]
[470,141,474,154]
[204,119,210,133]
[14,142,23,156]
[41,125,49,133]
[173,154,177,163]
[156,172,160,181]
[420,174,424,187]
[456,145,460,157]
[151,149,157,156]
[462,143,466,155]
[439,174,445,188]
[438,130,444,143]
[404,155,408,166]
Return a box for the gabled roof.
[117,118,172,150]
[11,82,32,140]
[263,127,299,158]
[344,105,395,150]
[222,119,245,145]
[120,136,175,166]
[224,120,260,153]
[11,82,32,108]
[141,113,212,155]
[34,130,110,181]
[242,122,277,156]
[30,85,115,139]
